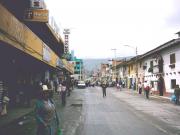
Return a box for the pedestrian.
[54,80,58,93]
[1,87,10,116]
[119,80,122,91]
[101,81,108,97]
[116,83,120,90]
[158,75,164,96]
[174,85,180,105]
[122,80,125,88]
[138,82,142,94]
[144,81,150,99]
[35,85,59,135]
[61,80,67,106]
[66,76,71,96]
[57,83,62,95]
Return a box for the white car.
[77,81,86,89]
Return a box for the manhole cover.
[71,104,82,107]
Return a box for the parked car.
[77,81,86,89]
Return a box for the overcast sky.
[46,0,180,59]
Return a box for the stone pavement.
[109,87,180,133]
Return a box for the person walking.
[101,81,108,98]
[138,82,142,94]
[144,81,150,99]
[61,80,67,106]
[35,85,59,135]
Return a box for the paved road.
[76,87,180,135]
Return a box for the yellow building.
[127,58,137,90]
[0,2,73,106]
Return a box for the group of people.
[137,81,151,99]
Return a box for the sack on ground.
[170,94,176,102]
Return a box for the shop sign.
[24,9,49,23]
[56,58,64,68]
[43,44,51,62]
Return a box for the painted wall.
[162,44,180,93]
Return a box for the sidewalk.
[0,103,35,128]
[122,88,172,103]
[0,89,84,135]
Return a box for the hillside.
[83,56,133,72]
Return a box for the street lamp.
[124,45,138,90]
[111,48,117,82]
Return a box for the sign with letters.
[24,9,49,23]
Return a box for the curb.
[120,88,172,103]
[150,95,171,103]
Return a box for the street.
[76,87,180,135]
[0,86,180,135]
[1,1,180,135]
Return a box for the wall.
[162,44,180,93]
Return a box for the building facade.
[0,1,74,108]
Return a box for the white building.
[138,37,180,96]
[162,40,180,94]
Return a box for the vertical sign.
[63,29,70,54]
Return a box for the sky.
[46,0,180,59]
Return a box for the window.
[150,61,153,68]
[171,79,176,89]
[170,53,176,64]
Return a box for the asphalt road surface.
[76,87,179,135]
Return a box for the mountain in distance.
[83,56,133,72]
